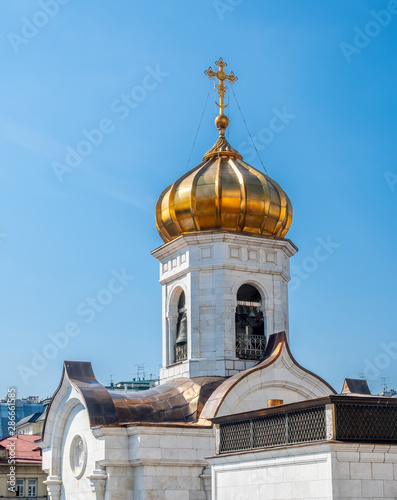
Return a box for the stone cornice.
[91,426,128,438]
[152,231,298,261]
[126,425,214,437]
[129,458,209,468]
[159,265,291,285]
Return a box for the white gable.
[200,332,335,421]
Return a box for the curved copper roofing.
[43,333,335,433]
[44,361,225,430]
[108,376,225,424]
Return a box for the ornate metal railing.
[236,333,265,360]
[218,406,326,454]
[175,343,187,363]
[213,396,397,455]
[335,404,397,441]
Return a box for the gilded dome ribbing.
[155,58,293,244]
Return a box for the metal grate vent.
[288,406,327,444]
[219,405,326,453]
[335,404,397,442]
[252,413,286,448]
[219,420,251,453]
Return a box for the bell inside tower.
[175,292,187,363]
[235,284,265,360]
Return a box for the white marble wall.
[209,442,397,500]
[60,404,94,499]
[127,425,214,500]
[331,443,397,499]
[42,377,216,500]
[153,233,297,383]
[212,449,333,499]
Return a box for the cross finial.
[204,58,238,134]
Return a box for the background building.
[16,398,51,436]
[0,434,47,499]
[0,397,43,439]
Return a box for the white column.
[88,468,107,500]
[44,476,62,500]
[166,315,177,365]
[200,466,212,500]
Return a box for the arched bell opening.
[235,284,266,360]
[174,291,187,363]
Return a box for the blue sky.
[1,0,396,398]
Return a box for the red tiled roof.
[0,435,42,463]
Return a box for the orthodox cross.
[204,58,238,115]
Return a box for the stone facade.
[40,371,215,500]
[152,232,297,383]
[0,436,47,499]
[0,462,48,498]
[209,443,397,500]
[39,334,337,500]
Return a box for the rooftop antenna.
[359,372,365,379]
[136,364,146,380]
[381,377,390,392]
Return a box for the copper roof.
[43,361,225,431]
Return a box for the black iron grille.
[335,404,397,442]
[219,419,251,453]
[252,413,286,448]
[219,405,326,453]
[236,333,265,360]
[288,406,327,444]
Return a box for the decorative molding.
[44,476,62,500]
[210,451,329,468]
[129,458,209,467]
[200,305,216,314]
[159,266,290,285]
[200,246,212,259]
[152,231,298,261]
[199,466,212,500]
[91,426,128,438]
[88,468,107,500]
[229,246,240,258]
[266,252,276,263]
[69,434,87,479]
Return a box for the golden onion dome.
[155,59,293,244]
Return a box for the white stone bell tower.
[153,58,297,384]
[152,232,297,383]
